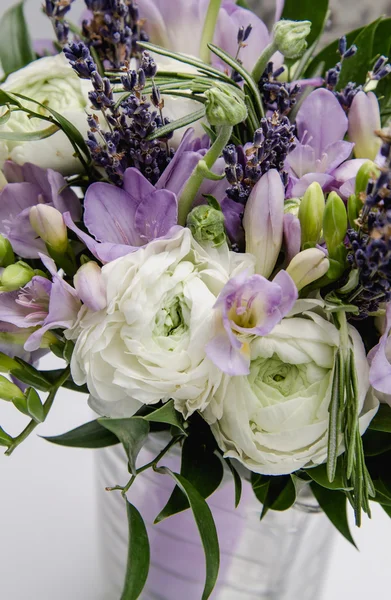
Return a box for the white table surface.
[0,1,390,597]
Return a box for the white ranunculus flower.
[67,228,254,418]
[0,54,91,174]
[208,301,379,475]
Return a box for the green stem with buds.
[251,41,278,83]
[5,366,70,456]
[178,124,232,226]
[199,0,223,64]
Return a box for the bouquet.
[0,0,391,597]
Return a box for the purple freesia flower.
[286,89,354,197]
[0,162,81,258]
[0,255,81,352]
[369,303,391,404]
[206,269,298,376]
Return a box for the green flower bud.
[0,352,19,373]
[298,182,325,248]
[29,204,68,254]
[0,235,14,267]
[347,193,362,230]
[187,204,226,247]
[323,192,348,256]
[0,375,25,402]
[355,160,380,196]
[205,83,248,126]
[1,261,34,291]
[273,19,312,59]
[286,248,329,291]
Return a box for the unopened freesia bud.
[298,182,325,248]
[187,204,226,247]
[0,235,14,267]
[74,261,107,311]
[0,375,25,402]
[29,205,68,254]
[0,352,19,373]
[273,20,312,59]
[323,192,348,256]
[1,261,34,291]
[355,160,380,196]
[205,83,248,126]
[348,91,382,160]
[286,248,329,290]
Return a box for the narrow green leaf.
[155,435,223,523]
[282,0,329,48]
[99,417,149,474]
[11,359,52,392]
[369,404,391,433]
[43,419,120,449]
[252,474,296,519]
[0,426,12,447]
[338,19,383,90]
[144,399,186,434]
[26,388,44,423]
[0,124,59,141]
[235,0,250,7]
[156,468,220,600]
[363,429,391,456]
[251,473,270,504]
[381,504,391,518]
[306,462,351,491]
[0,108,11,126]
[120,501,150,600]
[311,482,357,547]
[63,340,75,365]
[12,394,29,416]
[327,353,342,482]
[146,107,206,141]
[0,90,22,107]
[0,1,35,75]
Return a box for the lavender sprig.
[258,62,301,116]
[43,0,76,44]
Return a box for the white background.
[0,1,390,598]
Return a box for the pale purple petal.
[272,270,298,315]
[348,91,382,160]
[84,181,143,246]
[296,89,348,160]
[320,141,354,173]
[221,196,245,249]
[206,332,250,376]
[46,169,81,220]
[283,213,301,263]
[135,189,178,243]
[156,129,204,196]
[338,178,356,200]
[0,291,31,328]
[332,158,367,184]
[369,304,391,396]
[7,209,46,258]
[122,167,156,198]
[3,161,24,183]
[0,183,43,230]
[74,262,107,311]
[275,0,285,21]
[291,173,334,197]
[286,143,316,178]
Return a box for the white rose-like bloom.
[209,301,379,475]
[67,228,254,418]
[0,54,90,174]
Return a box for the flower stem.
[251,41,278,83]
[199,0,223,64]
[178,124,232,225]
[4,366,70,456]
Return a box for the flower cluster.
[258,62,301,115]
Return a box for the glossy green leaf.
[226,459,242,508]
[0,90,22,107]
[99,417,149,474]
[311,482,356,547]
[26,388,44,423]
[11,394,29,416]
[11,359,52,392]
[281,0,329,47]
[43,419,120,449]
[381,504,391,518]
[338,19,383,89]
[0,426,12,447]
[363,429,391,456]
[144,400,186,434]
[305,27,363,78]
[155,435,223,522]
[146,107,206,141]
[120,501,150,600]
[157,468,220,600]
[376,74,391,125]
[235,0,250,7]
[252,474,296,519]
[0,2,35,75]
[372,18,391,61]
[0,124,59,141]
[369,404,391,433]
[306,462,350,491]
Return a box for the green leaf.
[372,18,391,61]
[369,404,391,433]
[363,429,391,456]
[0,426,12,447]
[235,0,250,7]
[0,124,59,141]
[99,417,150,474]
[10,359,52,392]
[376,74,391,125]
[310,482,356,547]
[381,504,391,518]
[146,106,206,141]
[155,435,223,523]
[252,474,296,519]
[0,1,35,75]
[305,27,363,78]
[26,388,44,423]
[157,468,220,600]
[120,501,150,600]
[226,459,242,508]
[306,461,350,491]
[281,0,329,48]
[144,399,186,434]
[0,90,22,107]
[203,194,223,211]
[337,19,383,90]
[43,419,120,449]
